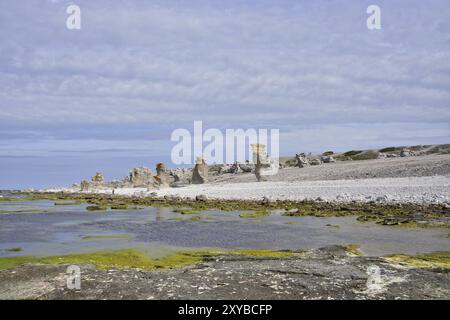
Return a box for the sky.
[0,0,449,189]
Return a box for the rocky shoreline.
[1,246,448,300]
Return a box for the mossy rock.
[110,204,128,210]
[239,211,270,218]
[384,252,450,268]
[173,209,201,215]
[86,205,108,212]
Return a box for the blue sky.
[0,0,449,188]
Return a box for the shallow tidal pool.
[0,198,449,258]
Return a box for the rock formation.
[154,163,171,187]
[91,172,105,185]
[252,144,272,182]
[124,167,157,187]
[295,153,310,168]
[192,157,208,184]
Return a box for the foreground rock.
[0,246,448,300]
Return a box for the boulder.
[400,149,413,157]
[192,157,208,184]
[196,194,207,201]
[170,168,192,184]
[239,162,254,173]
[295,153,310,168]
[321,155,336,163]
[124,167,157,187]
[310,158,322,166]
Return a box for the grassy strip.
[173,209,201,215]
[1,247,22,252]
[239,211,270,218]
[0,209,49,214]
[54,201,83,206]
[384,252,450,268]
[0,248,301,271]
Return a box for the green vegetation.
[0,248,301,271]
[0,209,49,214]
[81,234,131,241]
[379,147,402,153]
[326,224,340,228]
[343,150,362,157]
[384,252,450,268]
[86,205,108,211]
[351,150,379,161]
[110,204,128,210]
[2,247,22,252]
[54,201,83,206]
[173,208,201,215]
[239,211,270,218]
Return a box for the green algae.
[21,192,450,229]
[239,211,270,218]
[384,252,450,268]
[110,204,128,210]
[0,248,301,271]
[54,201,83,206]
[86,205,108,212]
[0,209,49,214]
[173,209,201,215]
[1,247,22,252]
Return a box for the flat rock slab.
[0,246,448,300]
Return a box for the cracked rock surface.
[1,246,448,300]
